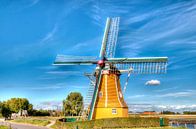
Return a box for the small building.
[142,111,157,115]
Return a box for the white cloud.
[38,76,67,80]
[46,71,82,75]
[29,86,63,90]
[128,104,196,113]
[126,90,196,101]
[145,80,160,86]
[128,95,146,99]
[40,23,58,44]
[29,0,40,7]
[87,1,130,27]
[36,66,57,70]
[159,90,196,98]
[156,104,196,111]
[119,1,196,60]
[154,86,178,92]
[68,37,101,53]
[35,101,63,110]
[72,85,88,89]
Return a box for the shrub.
[52,117,169,129]
[29,110,50,116]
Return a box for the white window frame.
[112,108,117,114]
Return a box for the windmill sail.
[53,55,97,65]
[99,17,120,58]
[88,68,102,120]
[53,17,169,120]
[89,17,120,119]
[107,57,168,74]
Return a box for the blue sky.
[0,0,196,109]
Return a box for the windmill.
[53,17,168,120]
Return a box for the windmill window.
[99,91,103,97]
[112,109,117,114]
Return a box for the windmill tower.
[53,17,168,120]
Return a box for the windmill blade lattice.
[54,55,98,65]
[100,17,120,58]
[107,57,168,74]
[105,17,120,58]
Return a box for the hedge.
[52,117,169,129]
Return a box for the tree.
[1,103,11,120]
[28,104,33,113]
[0,101,2,117]
[162,110,175,114]
[63,92,83,116]
[6,98,33,113]
[183,111,196,115]
[29,109,50,116]
[0,101,2,111]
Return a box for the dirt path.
[46,120,56,128]
[0,119,51,129]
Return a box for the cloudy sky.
[0,0,196,109]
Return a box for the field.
[52,117,169,129]
[11,117,51,126]
[6,115,196,128]
[103,128,186,129]
[0,125,9,129]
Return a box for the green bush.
[52,117,169,129]
[183,111,196,115]
[29,109,50,116]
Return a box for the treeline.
[29,109,62,116]
[160,111,196,115]
[161,111,180,114]
[0,98,32,119]
[0,98,63,120]
[0,92,84,119]
[183,111,196,115]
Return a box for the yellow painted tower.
[92,70,128,119]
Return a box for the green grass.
[0,125,10,129]
[107,127,186,129]
[0,114,3,118]
[52,117,170,129]
[12,118,50,126]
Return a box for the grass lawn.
[11,118,50,126]
[0,125,10,129]
[52,117,170,129]
[107,127,186,129]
